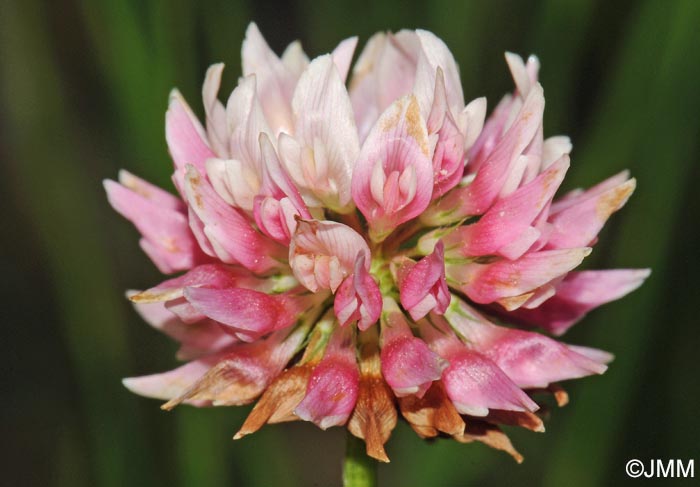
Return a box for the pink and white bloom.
[108,24,648,463]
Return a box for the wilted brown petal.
[161,356,269,410]
[453,420,524,463]
[481,409,544,432]
[234,365,312,439]
[398,381,465,438]
[347,328,398,463]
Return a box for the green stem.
[343,432,377,487]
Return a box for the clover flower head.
[106,23,649,462]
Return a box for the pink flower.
[107,24,648,463]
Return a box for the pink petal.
[295,326,359,429]
[334,253,383,330]
[184,287,310,340]
[183,165,286,272]
[441,348,539,416]
[130,263,260,303]
[289,219,370,292]
[118,170,184,210]
[509,269,651,335]
[399,241,451,320]
[419,315,537,417]
[166,90,215,187]
[352,94,433,241]
[380,298,446,397]
[444,299,608,389]
[104,178,204,274]
[453,156,569,259]
[547,177,636,249]
[448,247,591,307]
[436,85,544,222]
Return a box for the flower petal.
[448,247,591,307]
[104,177,204,273]
[289,219,370,292]
[380,298,446,397]
[509,269,651,335]
[241,23,295,134]
[352,94,433,241]
[398,241,450,320]
[184,165,286,272]
[286,54,360,211]
[184,286,310,340]
[334,254,382,330]
[295,325,359,429]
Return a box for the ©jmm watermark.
[626,459,694,479]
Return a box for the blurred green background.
[2,0,699,485]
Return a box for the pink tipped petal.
[184,287,309,339]
[455,156,569,259]
[130,263,260,303]
[166,90,215,179]
[448,247,591,306]
[441,349,539,417]
[290,219,370,293]
[380,298,446,397]
[547,178,636,249]
[104,178,204,273]
[352,94,433,241]
[241,23,295,134]
[399,241,450,320]
[183,165,286,272]
[510,269,651,335]
[459,85,545,216]
[295,326,359,429]
[334,254,383,330]
[118,170,184,210]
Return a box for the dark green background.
[2,0,699,485]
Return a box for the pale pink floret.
[109,25,648,463]
[380,298,446,397]
[290,219,370,293]
[334,254,383,330]
[352,94,433,242]
[398,241,451,320]
[296,326,360,429]
[279,54,360,212]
